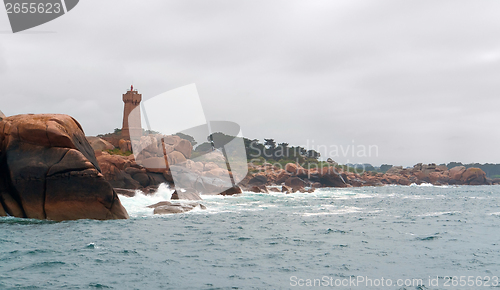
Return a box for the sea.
[1,184,500,289]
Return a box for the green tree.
[264,139,277,159]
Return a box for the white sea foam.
[122,187,274,217]
[119,183,174,217]
[410,183,434,187]
[416,211,460,217]
[408,183,455,188]
[118,183,455,218]
[400,195,434,200]
[301,206,364,216]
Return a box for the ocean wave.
[2,185,500,289]
[416,211,460,217]
[410,182,434,187]
[409,183,456,188]
[301,206,364,216]
[119,183,174,217]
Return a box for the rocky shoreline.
[89,136,494,195]
[0,113,495,221]
[238,162,493,194]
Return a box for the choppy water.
[1,184,500,289]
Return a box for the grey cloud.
[1,0,500,166]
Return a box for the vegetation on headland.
[192,133,323,166]
[196,134,500,177]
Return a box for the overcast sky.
[1,0,500,166]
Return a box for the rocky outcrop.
[220,186,243,196]
[285,163,298,174]
[95,151,169,191]
[147,201,206,214]
[461,167,487,185]
[118,139,131,153]
[133,134,192,165]
[94,134,243,197]
[284,177,306,191]
[86,136,114,151]
[239,162,490,192]
[313,167,348,188]
[449,166,466,180]
[249,185,268,193]
[248,175,267,186]
[174,139,193,159]
[0,114,129,221]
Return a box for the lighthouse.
[121,85,142,139]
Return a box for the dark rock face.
[316,168,348,188]
[171,190,202,200]
[114,188,136,197]
[219,186,243,196]
[248,175,268,186]
[275,170,292,184]
[284,177,306,190]
[0,114,129,221]
[96,151,168,191]
[249,185,268,193]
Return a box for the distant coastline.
[90,130,497,195]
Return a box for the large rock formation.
[461,167,487,185]
[0,114,129,221]
[449,166,466,180]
